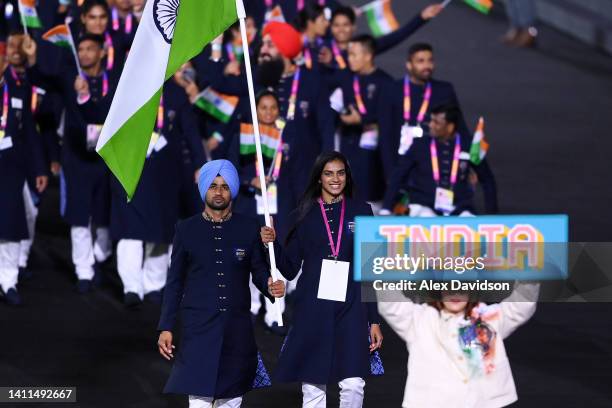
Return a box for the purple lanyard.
[318,198,345,259]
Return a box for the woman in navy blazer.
[261,151,384,407]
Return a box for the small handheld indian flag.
[463,0,493,14]
[469,117,489,165]
[264,5,285,23]
[361,0,399,37]
[240,123,280,159]
[97,0,239,199]
[42,25,72,48]
[194,87,239,124]
[18,0,42,29]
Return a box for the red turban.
[262,22,303,60]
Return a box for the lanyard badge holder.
[399,76,432,155]
[431,134,461,215]
[317,198,350,302]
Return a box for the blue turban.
[197,160,240,200]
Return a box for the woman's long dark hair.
[286,151,355,243]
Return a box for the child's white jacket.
[377,282,539,408]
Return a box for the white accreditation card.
[317,259,350,302]
[434,187,455,213]
[86,124,103,151]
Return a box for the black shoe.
[124,292,142,308]
[76,279,93,294]
[265,322,288,336]
[5,288,22,306]
[144,290,163,305]
[18,267,33,281]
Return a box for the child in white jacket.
[377,282,539,408]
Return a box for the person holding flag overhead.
[260,151,384,408]
[157,159,286,408]
[0,29,48,306]
[110,64,207,308]
[381,104,498,216]
[24,33,117,293]
[378,42,472,197]
[320,3,443,77]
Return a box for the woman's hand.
[369,324,383,352]
[158,331,175,360]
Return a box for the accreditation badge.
[256,182,278,215]
[409,125,424,138]
[359,124,379,150]
[0,130,12,151]
[86,124,103,151]
[434,187,455,214]
[317,259,350,302]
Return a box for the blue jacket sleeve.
[158,223,188,332]
[375,14,428,55]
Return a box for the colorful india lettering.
[378,224,545,270]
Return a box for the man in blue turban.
[158,160,286,406]
[197,159,240,202]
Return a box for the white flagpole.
[236,0,284,326]
[441,0,453,8]
[19,5,29,36]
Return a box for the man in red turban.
[259,21,303,65]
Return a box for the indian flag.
[361,0,399,37]
[194,87,239,123]
[97,0,239,199]
[264,5,285,23]
[469,117,489,165]
[42,25,72,48]
[463,0,493,14]
[19,0,42,29]
[240,123,280,159]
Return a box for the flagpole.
[19,7,29,36]
[441,0,453,8]
[65,22,83,77]
[236,0,284,326]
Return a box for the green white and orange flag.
[240,123,280,159]
[463,0,493,14]
[42,25,72,48]
[194,87,239,124]
[469,117,489,165]
[18,0,42,29]
[361,0,399,37]
[96,0,239,199]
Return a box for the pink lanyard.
[265,0,274,7]
[155,96,164,131]
[104,32,115,71]
[331,40,346,69]
[286,68,301,121]
[353,75,367,115]
[112,8,133,34]
[318,198,345,259]
[9,67,39,114]
[430,134,461,188]
[403,76,431,125]
[1,83,8,130]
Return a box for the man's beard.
[256,58,285,89]
[206,198,231,211]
